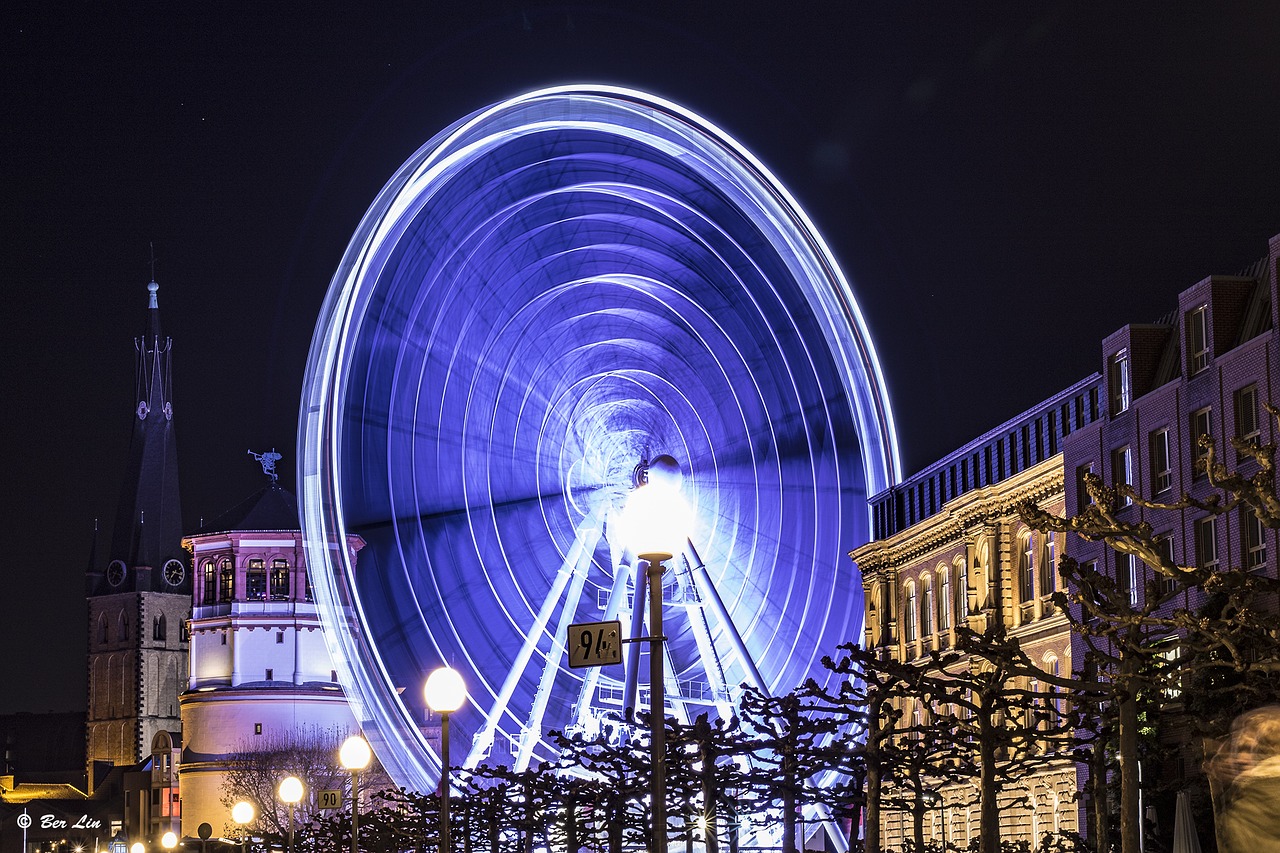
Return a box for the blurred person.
[1207,705,1280,849]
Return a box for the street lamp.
[340,734,373,853]
[278,775,305,853]
[160,833,177,851]
[130,843,145,853]
[619,454,692,853]
[923,791,947,849]
[424,666,467,853]
[231,800,255,853]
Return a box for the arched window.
[1039,533,1056,596]
[153,614,167,642]
[202,561,216,604]
[219,558,235,602]
[270,559,290,599]
[938,566,951,631]
[117,612,129,642]
[955,559,968,620]
[1019,532,1036,603]
[98,613,109,645]
[920,575,935,637]
[246,559,267,600]
[903,582,918,644]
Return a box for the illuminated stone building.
[176,477,364,835]
[852,380,1100,847]
[85,280,190,810]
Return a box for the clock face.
[107,560,126,587]
[163,559,186,586]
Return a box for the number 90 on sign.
[318,789,343,810]
[568,620,622,668]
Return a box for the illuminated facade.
[298,85,901,805]
[85,280,190,803]
[177,484,363,836]
[853,381,1099,846]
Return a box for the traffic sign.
[568,620,622,668]
[318,789,343,810]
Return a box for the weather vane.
[248,448,283,483]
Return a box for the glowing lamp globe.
[620,455,691,562]
[161,832,178,850]
[231,800,255,826]
[340,734,373,771]
[424,666,467,714]
[278,775,304,805]
[130,845,144,853]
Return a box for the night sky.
[4,3,1279,714]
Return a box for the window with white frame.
[1156,536,1177,596]
[955,559,969,621]
[1077,462,1095,512]
[1195,516,1219,571]
[1235,384,1260,447]
[1117,552,1139,607]
[1019,533,1036,604]
[1149,428,1172,495]
[921,576,935,638]
[903,582,918,644]
[1110,348,1130,415]
[938,567,951,631]
[1188,304,1209,374]
[1112,445,1133,506]
[1039,534,1056,598]
[1191,407,1212,479]
[1242,508,1266,569]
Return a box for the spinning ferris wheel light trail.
[298,87,900,829]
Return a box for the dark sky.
[3,3,1279,713]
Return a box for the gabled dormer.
[1102,324,1172,417]
[1178,275,1260,380]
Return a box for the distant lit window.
[1110,349,1130,415]
[219,558,234,602]
[1019,533,1036,603]
[938,568,951,631]
[202,561,216,604]
[903,582,918,644]
[1242,509,1267,569]
[920,576,934,637]
[1191,408,1212,479]
[1149,428,1172,495]
[1195,516,1219,571]
[1117,553,1138,607]
[270,559,290,600]
[955,559,968,620]
[246,559,267,601]
[1188,304,1209,374]
[1039,534,1056,597]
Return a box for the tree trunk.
[1090,737,1109,853]
[912,799,926,852]
[1118,683,1141,853]
[783,750,797,853]
[701,741,719,853]
[977,699,1000,853]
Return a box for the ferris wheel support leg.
[810,804,849,853]
[622,559,648,717]
[515,519,601,770]
[464,515,599,768]
[684,541,768,695]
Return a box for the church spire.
[101,278,185,592]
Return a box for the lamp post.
[160,833,177,852]
[424,666,467,853]
[620,454,691,853]
[923,791,947,850]
[278,775,304,853]
[231,800,255,853]
[340,734,373,853]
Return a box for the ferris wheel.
[299,85,899,795]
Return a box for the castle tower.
[86,280,190,787]
[178,456,364,835]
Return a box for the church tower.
[86,279,190,785]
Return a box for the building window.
[331,669,339,683]
[265,668,274,681]
[219,558,234,602]
[955,560,968,621]
[270,559,290,600]
[1195,516,1219,571]
[221,632,228,646]
[903,583,918,645]
[202,561,216,604]
[1235,384,1260,448]
[1159,642,1183,700]
[1156,536,1177,596]
[938,568,951,631]
[246,559,267,601]
[1117,553,1139,608]
[1019,533,1036,605]
[304,571,313,602]
[118,612,128,641]
[254,723,262,735]
[152,614,166,642]
[1191,407,1212,479]
[1112,445,1133,507]
[921,577,935,638]
[1076,462,1095,512]
[1110,348,1130,415]
[1242,509,1266,569]
[1150,428,1172,495]
[1188,304,1210,374]
[276,631,285,644]
[1039,534,1057,599]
